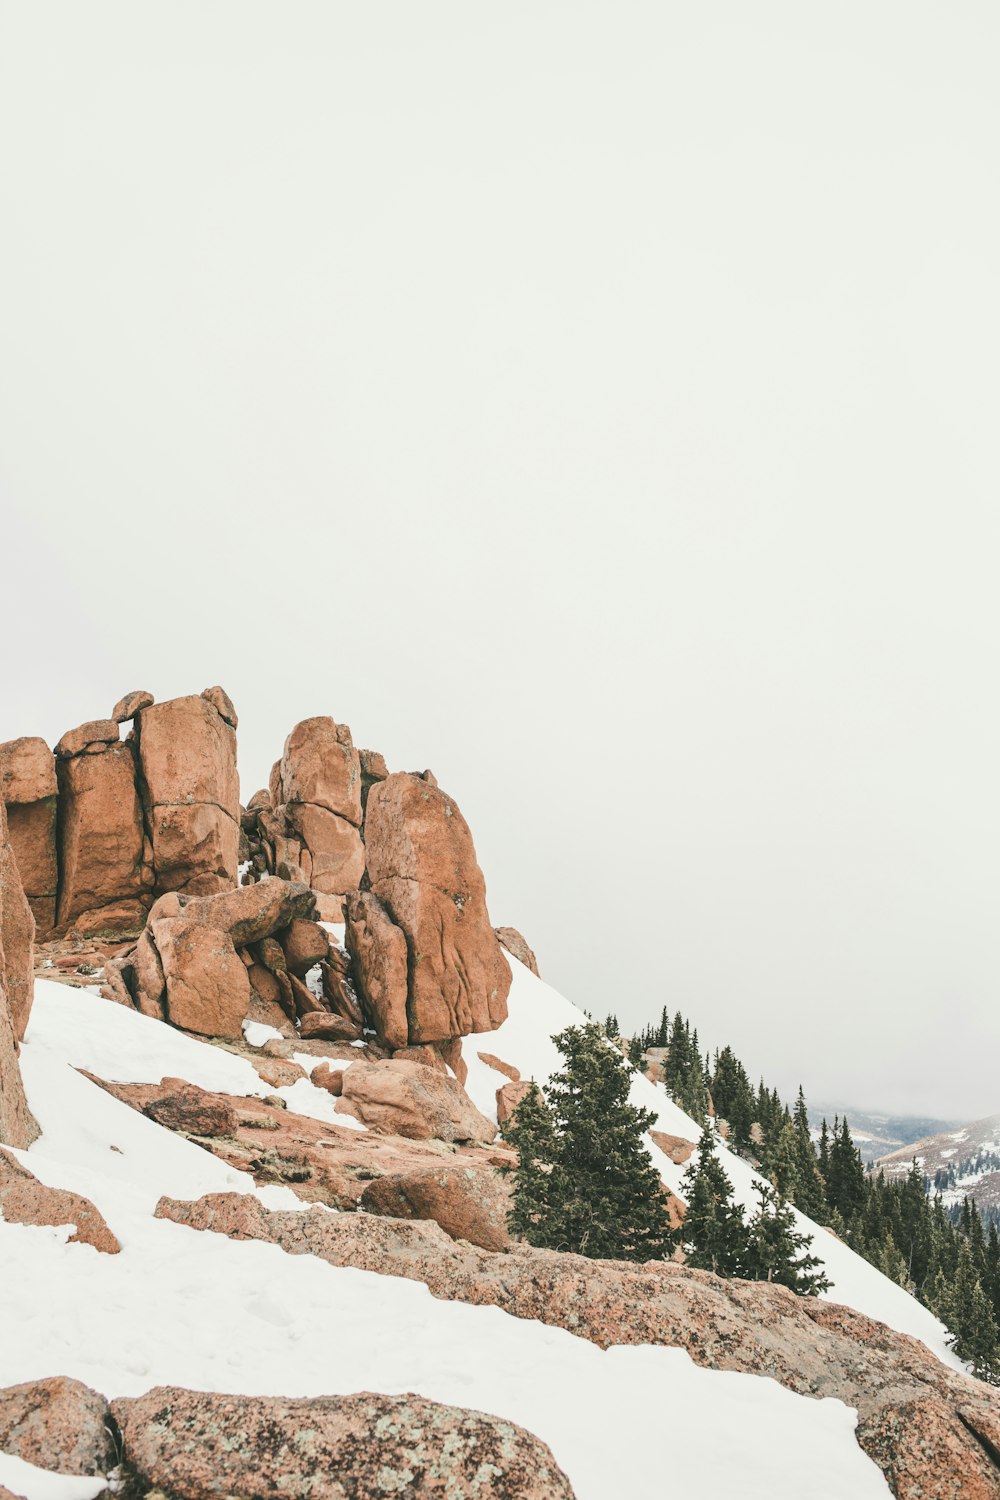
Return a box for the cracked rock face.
[0,799,37,1147]
[111,1387,576,1500]
[137,694,240,896]
[358,772,511,1045]
[0,737,58,937]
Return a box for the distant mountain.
[807,1103,962,1165]
[874,1113,1000,1214]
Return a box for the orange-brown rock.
[111,689,154,723]
[56,742,145,932]
[337,1059,496,1144]
[0,1376,116,1476]
[284,801,364,897]
[496,1079,534,1127]
[111,1387,574,1500]
[55,719,119,758]
[310,1061,344,1095]
[0,802,37,1148]
[201,684,238,728]
[494,925,540,976]
[69,898,149,939]
[477,1051,521,1082]
[299,1011,361,1042]
[0,738,58,937]
[180,878,315,948]
[153,918,249,1037]
[433,1036,467,1086]
[137,694,239,895]
[156,1190,1000,1500]
[277,717,362,825]
[143,1083,237,1136]
[359,1163,512,1251]
[392,1043,449,1074]
[344,889,408,1050]
[0,1148,119,1252]
[362,772,510,1045]
[650,1130,696,1166]
[279,917,328,975]
[0,806,34,1044]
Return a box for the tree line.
[507,1007,1000,1382]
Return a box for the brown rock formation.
[649,1129,697,1166]
[157,1190,1000,1500]
[112,1387,574,1500]
[361,772,510,1044]
[336,1059,496,1143]
[495,925,540,976]
[0,801,37,1148]
[56,737,146,935]
[0,737,58,936]
[0,1376,117,1476]
[111,689,154,723]
[137,693,240,896]
[359,1163,512,1251]
[152,919,250,1037]
[496,1079,535,1127]
[343,889,408,1049]
[0,1148,119,1252]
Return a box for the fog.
[2,3,998,1118]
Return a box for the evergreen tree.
[503,1023,673,1262]
[604,1012,620,1039]
[744,1183,830,1296]
[627,1034,644,1069]
[678,1123,749,1276]
[500,1082,559,1245]
[790,1087,825,1219]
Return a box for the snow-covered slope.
[465,955,961,1372]
[0,977,894,1500]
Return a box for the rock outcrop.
[106,879,329,1039]
[157,1190,1000,1500]
[495,925,539,976]
[0,1148,119,1252]
[137,693,240,897]
[111,1386,575,1500]
[359,1163,512,1251]
[0,799,37,1148]
[356,771,511,1044]
[0,1376,117,1476]
[56,732,146,935]
[0,738,58,937]
[336,1058,497,1143]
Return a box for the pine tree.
[678,1123,749,1276]
[604,1013,620,1039]
[627,1034,644,1069]
[790,1087,825,1219]
[744,1183,831,1296]
[503,1023,672,1262]
[500,1082,559,1246]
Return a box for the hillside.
[2,691,999,1499]
[875,1114,1000,1212]
[809,1106,962,1165]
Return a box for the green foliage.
[678,1123,749,1276]
[744,1183,830,1296]
[502,1022,673,1263]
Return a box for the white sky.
[1,3,998,1119]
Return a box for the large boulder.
[128,879,320,1039]
[152,918,250,1038]
[0,1377,115,1476]
[111,1387,575,1500]
[55,738,146,934]
[269,718,365,897]
[359,1162,512,1251]
[0,1148,119,1252]
[0,737,58,936]
[495,924,540,976]
[137,693,240,896]
[361,772,510,1043]
[344,889,408,1050]
[336,1059,496,1143]
[0,802,36,1147]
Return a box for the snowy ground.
[0,978,898,1498]
[464,955,963,1372]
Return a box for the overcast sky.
[2,4,998,1119]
